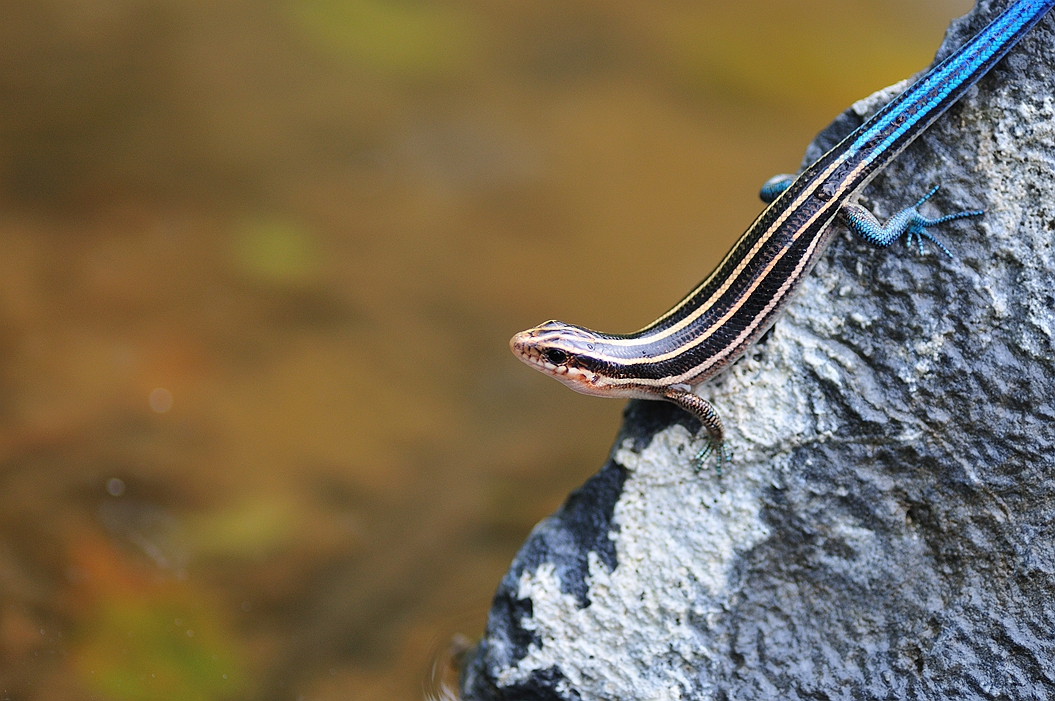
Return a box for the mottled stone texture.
[462,2,1055,699]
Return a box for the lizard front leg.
[662,387,729,474]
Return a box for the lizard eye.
[541,349,569,365]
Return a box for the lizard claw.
[694,437,731,476]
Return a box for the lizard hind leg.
[759,174,796,204]
[840,184,984,260]
[662,387,730,475]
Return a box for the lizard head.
[509,320,609,396]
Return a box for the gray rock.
[461,2,1055,699]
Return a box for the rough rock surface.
[462,2,1055,699]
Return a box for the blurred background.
[0,0,971,699]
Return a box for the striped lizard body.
[510,0,1055,468]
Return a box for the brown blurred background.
[0,1,971,699]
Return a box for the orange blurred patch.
[66,534,251,701]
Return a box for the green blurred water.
[0,1,970,698]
